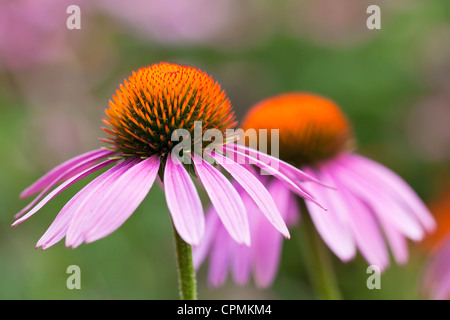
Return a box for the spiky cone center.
[101,62,237,159]
[242,92,354,166]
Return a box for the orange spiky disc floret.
[101,62,237,158]
[242,92,354,166]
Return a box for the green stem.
[297,200,342,300]
[172,224,197,300]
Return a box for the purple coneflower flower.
[195,92,436,287]
[14,64,323,251]
[93,0,234,46]
[0,0,84,70]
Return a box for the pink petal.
[324,166,390,270]
[16,149,116,219]
[164,155,204,246]
[267,179,300,226]
[230,191,258,286]
[208,226,230,287]
[20,149,115,198]
[36,160,132,249]
[331,158,424,241]
[194,157,250,246]
[69,156,160,246]
[12,159,118,226]
[344,153,436,232]
[230,241,252,285]
[224,144,325,210]
[208,150,289,238]
[303,166,356,262]
[62,159,138,248]
[192,207,221,270]
[422,238,450,300]
[252,209,284,288]
[378,215,409,265]
[228,143,327,185]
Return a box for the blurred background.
[0,0,449,299]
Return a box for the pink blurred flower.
[0,0,84,70]
[93,0,235,45]
[195,92,435,287]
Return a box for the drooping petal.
[12,159,118,226]
[68,156,160,246]
[230,241,252,285]
[36,160,132,249]
[208,225,230,287]
[252,208,284,288]
[229,190,258,286]
[377,215,409,265]
[208,150,289,238]
[331,158,424,241]
[228,143,327,185]
[194,157,250,246]
[267,179,300,226]
[324,166,390,270]
[303,166,356,262]
[192,207,221,270]
[20,149,115,198]
[344,153,436,232]
[16,149,116,219]
[62,159,137,248]
[224,144,325,210]
[164,155,204,246]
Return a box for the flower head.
[195,92,436,287]
[243,92,353,165]
[14,64,323,251]
[101,62,236,157]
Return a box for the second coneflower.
[14,63,325,299]
[195,92,436,295]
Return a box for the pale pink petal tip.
[15,149,116,219]
[13,158,118,227]
[35,160,135,250]
[32,156,160,250]
[20,149,115,198]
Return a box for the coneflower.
[14,64,324,299]
[195,92,435,297]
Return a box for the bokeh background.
[0,0,449,299]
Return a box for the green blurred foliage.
[0,0,449,299]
